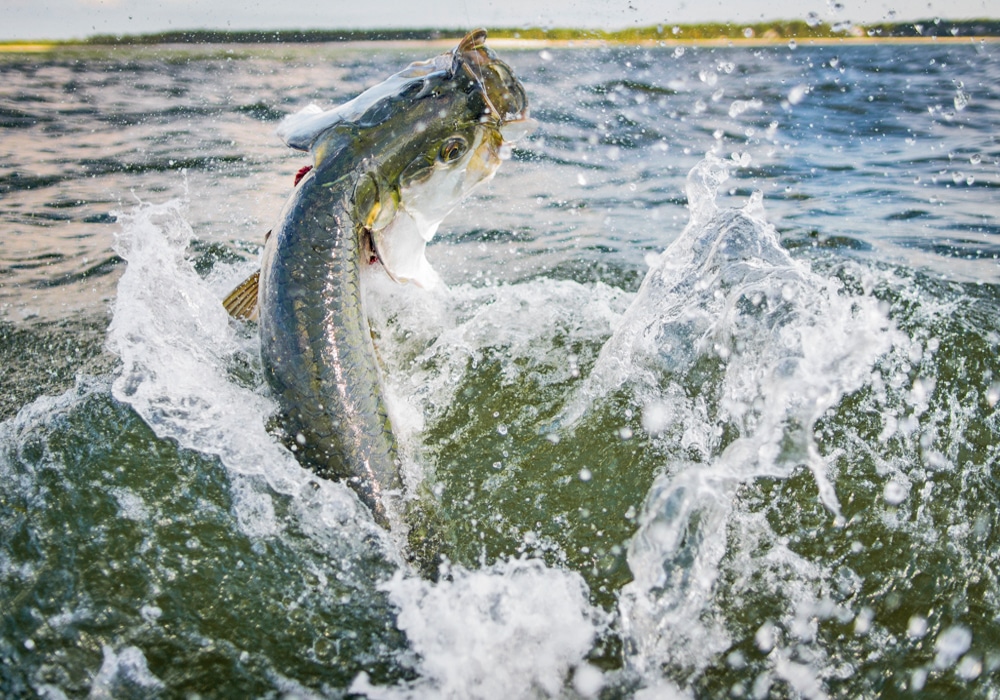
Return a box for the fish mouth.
[453,28,531,128]
[370,115,536,290]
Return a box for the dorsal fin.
[222,270,260,321]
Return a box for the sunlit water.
[1,40,999,698]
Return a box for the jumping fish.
[223,30,532,529]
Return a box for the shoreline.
[1,34,997,53]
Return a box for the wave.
[4,151,996,697]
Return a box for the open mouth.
[369,114,536,290]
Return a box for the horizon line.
[2,18,999,46]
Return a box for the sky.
[1,0,996,41]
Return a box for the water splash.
[105,196,618,699]
[106,197,384,546]
[88,645,164,699]
[353,559,603,700]
[559,154,904,688]
[90,156,993,698]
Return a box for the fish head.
[370,30,535,287]
[280,29,534,288]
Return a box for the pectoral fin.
[223,270,260,321]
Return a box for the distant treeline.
[82,20,1000,45]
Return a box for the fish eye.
[438,136,468,163]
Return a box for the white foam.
[108,487,150,522]
[88,645,164,698]
[107,198,378,544]
[351,559,603,700]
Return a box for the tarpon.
[223,30,532,529]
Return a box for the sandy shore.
[0,43,60,52]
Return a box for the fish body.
[228,30,531,527]
[258,163,399,525]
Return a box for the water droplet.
[743,27,754,38]
[578,468,592,482]
[572,663,604,698]
[314,638,332,658]
[755,621,777,652]
[907,615,928,638]
[970,153,982,165]
[497,424,508,436]
[788,39,797,50]
[731,151,752,168]
[854,607,875,635]
[788,84,809,105]
[538,49,553,61]
[954,89,970,111]
[957,655,983,680]
[934,625,972,669]
[883,481,907,505]
[987,382,1000,408]
[642,401,672,434]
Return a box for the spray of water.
[555,153,904,689]
[97,155,927,697]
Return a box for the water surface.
[1,39,999,698]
